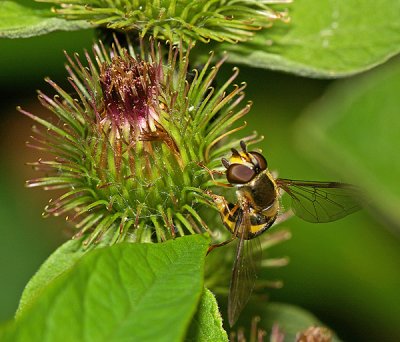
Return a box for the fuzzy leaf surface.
[0,1,93,38]
[296,60,400,230]
[0,235,209,342]
[224,0,400,78]
[186,288,228,341]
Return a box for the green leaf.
[295,60,400,230]
[223,0,400,78]
[0,1,93,38]
[258,302,341,341]
[234,301,340,341]
[186,288,228,342]
[15,238,84,316]
[16,237,102,317]
[1,235,210,342]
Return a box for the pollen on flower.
[21,37,256,247]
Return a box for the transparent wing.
[276,179,361,223]
[228,207,262,327]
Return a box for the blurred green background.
[1,27,399,342]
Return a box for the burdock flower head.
[42,0,291,44]
[100,53,162,138]
[21,37,256,246]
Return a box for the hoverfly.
[207,141,361,327]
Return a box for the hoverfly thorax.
[222,143,278,211]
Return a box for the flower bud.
[21,38,255,246]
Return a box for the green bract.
[20,37,255,246]
[40,0,290,44]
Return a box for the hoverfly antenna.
[240,140,247,152]
[222,158,230,169]
[231,148,240,157]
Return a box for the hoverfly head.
[223,143,268,185]
[248,151,268,173]
[226,163,256,185]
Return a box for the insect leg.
[207,200,242,255]
[207,236,237,254]
[197,161,233,188]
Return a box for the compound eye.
[249,152,268,171]
[226,164,256,184]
